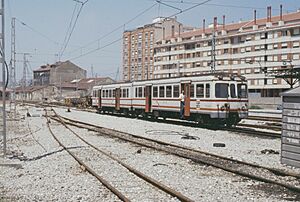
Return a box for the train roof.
[93,72,246,89]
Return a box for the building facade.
[33,60,87,86]
[122,17,185,81]
[153,7,300,105]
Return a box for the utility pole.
[211,17,217,73]
[22,53,29,101]
[10,17,16,118]
[90,64,94,78]
[1,0,6,156]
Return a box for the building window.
[292,28,300,36]
[281,42,288,48]
[282,30,288,36]
[293,54,300,60]
[282,54,288,60]
[293,42,300,48]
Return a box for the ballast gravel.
[1,106,299,201]
[54,107,300,174]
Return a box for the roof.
[162,10,300,41]
[33,60,82,72]
[281,86,300,96]
[58,77,115,90]
[15,85,49,93]
[0,88,13,93]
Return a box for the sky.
[4,0,300,82]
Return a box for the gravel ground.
[66,122,298,201]
[0,105,298,201]
[1,107,120,201]
[49,118,179,202]
[54,107,300,174]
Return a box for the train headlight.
[242,106,246,111]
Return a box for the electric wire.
[147,0,293,12]
[59,0,89,59]
[60,3,79,54]
[67,0,211,60]
[65,3,158,56]
[15,18,60,46]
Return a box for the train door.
[115,88,120,111]
[181,82,191,117]
[97,89,102,108]
[145,85,152,113]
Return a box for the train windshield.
[237,84,248,98]
[215,83,229,98]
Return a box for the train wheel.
[152,111,159,120]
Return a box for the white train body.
[92,74,248,126]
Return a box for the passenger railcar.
[92,73,248,126]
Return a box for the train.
[91,73,248,127]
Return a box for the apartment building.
[122,17,185,81]
[153,6,300,105]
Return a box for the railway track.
[247,116,281,123]
[51,109,300,196]
[23,101,282,136]
[45,109,193,202]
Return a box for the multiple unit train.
[92,73,248,127]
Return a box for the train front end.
[211,75,248,127]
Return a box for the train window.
[205,84,210,98]
[138,87,143,97]
[153,86,158,98]
[109,90,112,98]
[106,90,109,97]
[215,83,229,98]
[159,86,165,98]
[196,84,204,98]
[126,89,129,98]
[166,86,172,97]
[135,88,138,98]
[122,89,125,98]
[113,89,116,97]
[144,87,146,97]
[173,85,179,97]
[190,84,195,98]
[230,84,237,98]
[238,84,248,98]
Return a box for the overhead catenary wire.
[60,3,79,53]
[59,0,89,60]
[15,18,60,46]
[148,0,293,12]
[67,0,211,61]
[65,3,158,56]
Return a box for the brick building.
[122,17,188,81]
[152,6,300,107]
[33,60,87,86]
